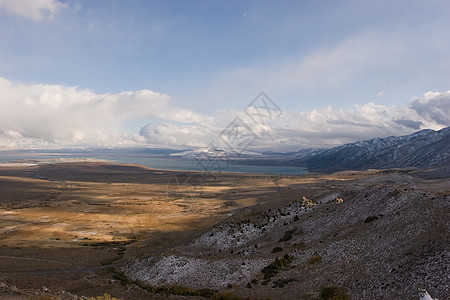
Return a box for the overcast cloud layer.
[1,77,448,151]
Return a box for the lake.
[0,152,307,175]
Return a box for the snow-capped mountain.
[170,147,264,160]
[298,126,450,172]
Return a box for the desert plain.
[0,162,448,299]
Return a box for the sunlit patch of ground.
[0,178,250,248]
[0,163,290,255]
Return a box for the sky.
[0,0,449,151]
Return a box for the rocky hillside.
[122,172,449,299]
[297,127,450,173]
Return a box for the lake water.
[0,153,307,175]
[113,157,308,175]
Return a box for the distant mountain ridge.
[298,126,450,172]
[175,127,450,173]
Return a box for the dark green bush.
[262,254,294,281]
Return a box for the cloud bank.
[0,77,448,151]
[0,77,210,149]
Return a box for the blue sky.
[0,0,449,150]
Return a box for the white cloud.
[135,92,448,152]
[260,92,449,150]
[409,91,450,127]
[0,77,210,148]
[0,77,447,151]
[139,123,217,148]
[267,104,402,149]
[0,0,67,21]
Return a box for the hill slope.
[123,171,449,299]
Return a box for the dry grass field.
[0,162,296,298]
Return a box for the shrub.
[88,294,120,300]
[307,255,322,265]
[107,268,133,286]
[299,286,351,300]
[261,254,294,281]
[299,294,317,300]
[211,291,245,300]
[223,201,236,207]
[363,216,379,223]
[271,247,283,253]
[319,286,351,300]
[272,278,297,288]
[279,229,295,242]
[133,281,217,298]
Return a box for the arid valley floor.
[0,162,448,299]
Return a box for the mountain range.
[184,126,450,173]
[295,126,450,172]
